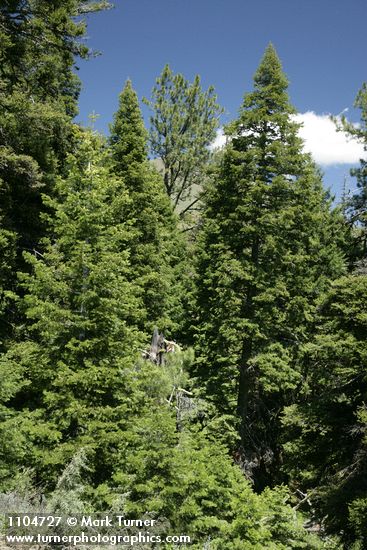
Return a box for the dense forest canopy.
[0,3,366,549]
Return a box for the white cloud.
[210,128,227,150]
[294,111,365,166]
[210,112,365,166]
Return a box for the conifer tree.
[282,274,367,547]
[0,0,109,346]
[0,129,144,488]
[0,0,111,250]
[109,80,185,336]
[104,352,338,549]
[193,44,345,487]
[340,82,367,263]
[144,65,223,219]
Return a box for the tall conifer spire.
[0,130,144,485]
[193,45,345,488]
[109,80,185,336]
[110,79,148,171]
[252,43,290,103]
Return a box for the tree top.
[109,78,148,169]
[253,43,289,91]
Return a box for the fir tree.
[193,44,345,487]
[0,341,338,549]
[0,0,109,346]
[109,80,186,336]
[0,0,111,250]
[282,273,367,546]
[106,352,339,549]
[340,82,367,264]
[0,130,144,488]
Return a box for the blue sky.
[76,0,367,200]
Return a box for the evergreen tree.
[109,80,186,336]
[99,351,338,549]
[193,44,345,487]
[282,273,367,547]
[144,65,223,221]
[0,0,109,348]
[0,343,339,549]
[0,130,144,489]
[0,0,110,248]
[340,82,367,264]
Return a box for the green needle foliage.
[0,0,109,248]
[100,353,338,550]
[0,10,357,545]
[340,82,367,264]
[109,80,187,336]
[0,129,144,489]
[193,44,345,488]
[144,64,223,219]
[0,0,109,346]
[282,274,367,548]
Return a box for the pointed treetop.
[109,79,148,171]
[88,110,100,131]
[253,43,288,90]
[238,43,295,123]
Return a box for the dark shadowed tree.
[282,274,367,547]
[339,83,367,265]
[0,0,110,348]
[193,44,345,488]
